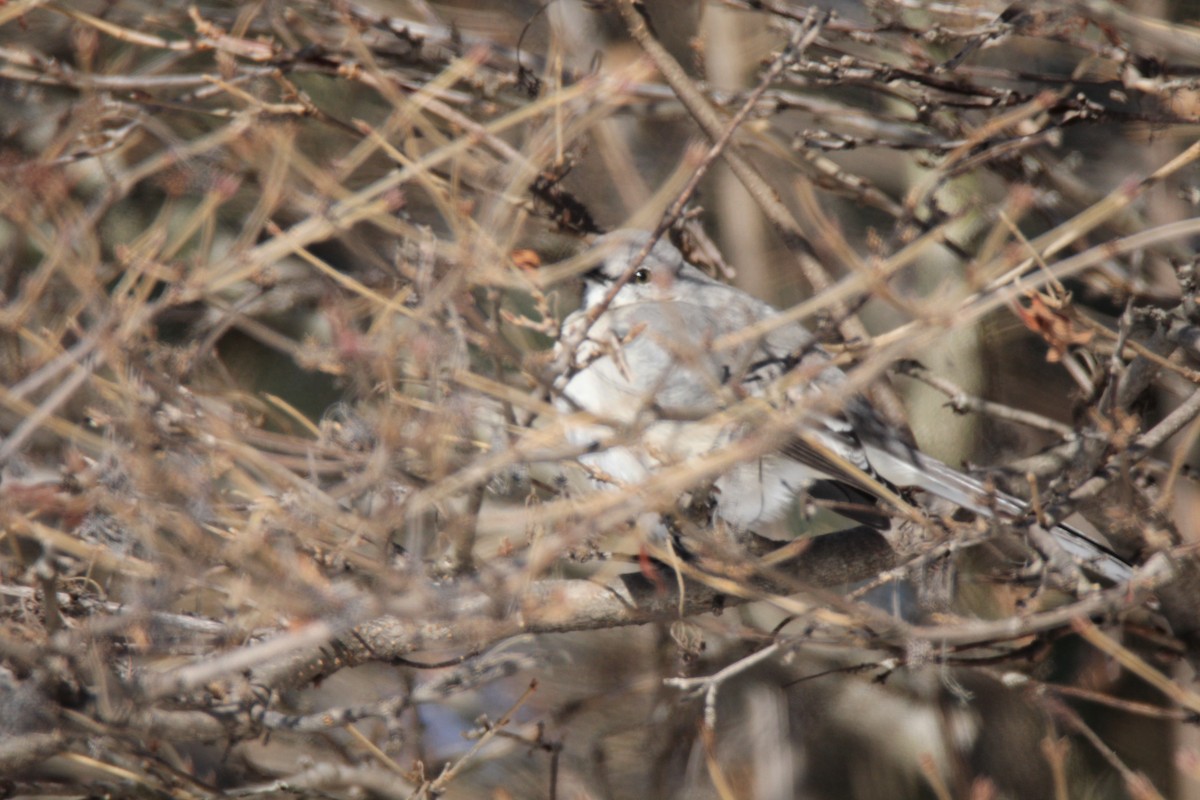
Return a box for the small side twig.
[895,360,1078,439]
[664,642,782,729]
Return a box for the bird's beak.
[581,266,607,286]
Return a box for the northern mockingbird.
[551,229,1132,583]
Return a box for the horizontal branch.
[241,527,897,691]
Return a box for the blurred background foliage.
[2,1,1200,798]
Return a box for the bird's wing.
[751,322,1134,582]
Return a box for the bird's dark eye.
[633,268,651,284]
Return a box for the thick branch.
[248,527,896,690]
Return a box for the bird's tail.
[863,440,1133,583]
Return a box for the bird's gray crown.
[585,230,690,285]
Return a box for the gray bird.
[552,229,1133,583]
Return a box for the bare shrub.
[1,2,1198,797]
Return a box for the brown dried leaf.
[1012,293,1094,362]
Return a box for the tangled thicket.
[2,1,1200,798]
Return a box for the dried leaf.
[1012,293,1094,362]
